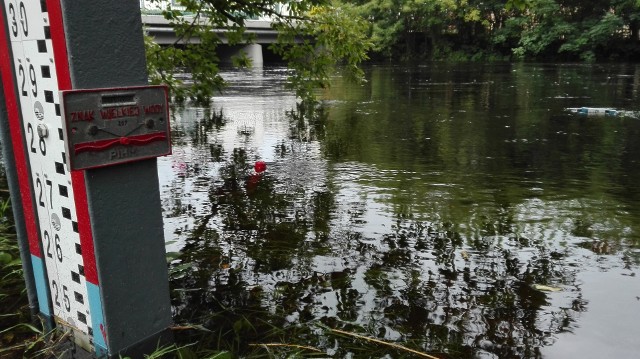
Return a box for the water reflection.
[158,64,640,358]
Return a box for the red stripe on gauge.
[74,133,168,153]
[46,0,71,91]
[47,0,99,285]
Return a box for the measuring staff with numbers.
[0,1,173,357]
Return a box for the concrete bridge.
[141,14,281,66]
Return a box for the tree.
[351,0,473,59]
[496,0,640,61]
[341,0,640,62]
[144,0,371,104]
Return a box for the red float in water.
[254,161,266,173]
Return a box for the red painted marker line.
[74,133,167,154]
[47,0,98,285]
[0,4,42,256]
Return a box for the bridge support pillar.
[220,44,263,67]
[242,44,264,67]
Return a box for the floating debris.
[531,284,563,292]
[566,107,639,118]
[461,250,470,261]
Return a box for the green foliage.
[505,0,528,11]
[355,0,466,58]
[509,0,572,57]
[496,0,633,60]
[349,0,640,61]
[144,0,371,105]
[0,198,50,358]
[559,12,625,61]
[144,0,640,92]
[270,2,371,101]
[0,199,24,318]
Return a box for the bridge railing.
[140,0,289,21]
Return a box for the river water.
[158,63,640,358]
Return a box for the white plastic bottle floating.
[565,107,639,119]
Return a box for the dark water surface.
[158,63,640,358]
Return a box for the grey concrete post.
[60,1,173,357]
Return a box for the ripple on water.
[159,64,640,358]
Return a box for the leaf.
[506,0,528,11]
[0,252,13,266]
[532,284,562,292]
[233,319,243,334]
[172,324,213,332]
[0,323,42,335]
[2,332,15,343]
[206,352,232,359]
[169,263,192,273]
[165,252,180,263]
